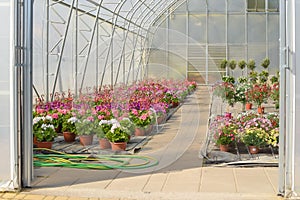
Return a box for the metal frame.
[35,0,182,99]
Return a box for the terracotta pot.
[157,114,166,125]
[145,125,154,135]
[171,102,179,108]
[257,106,264,114]
[110,142,127,151]
[63,132,76,142]
[36,141,53,149]
[134,127,146,136]
[79,135,94,146]
[99,138,111,149]
[245,103,252,110]
[33,136,38,145]
[248,145,259,154]
[219,144,230,152]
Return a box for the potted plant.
[238,59,247,76]
[246,83,271,113]
[76,118,97,146]
[97,119,116,149]
[105,120,130,151]
[33,115,57,149]
[214,123,238,152]
[129,109,153,136]
[247,59,256,71]
[261,58,270,69]
[240,127,267,154]
[212,77,236,108]
[228,59,237,76]
[61,114,78,142]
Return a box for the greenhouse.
[0,0,300,199]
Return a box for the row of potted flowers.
[210,111,279,154]
[213,68,279,111]
[33,79,197,150]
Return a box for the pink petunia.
[52,113,59,119]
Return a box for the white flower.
[68,117,78,124]
[41,123,55,130]
[110,123,120,133]
[33,117,43,125]
[99,120,108,125]
[45,115,53,121]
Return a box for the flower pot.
[145,125,154,135]
[134,127,146,136]
[63,131,76,142]
[36,141,53,149]
[248,145,259,154]
[257,106,264,114]
[99,138,111,149]
[157,114,166,125]
[219,144,230,152]
[79,135,94,146]
[110,142,127,151]
[171,102,179,108]
[245,103,252,110]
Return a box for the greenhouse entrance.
[2,0,300,199]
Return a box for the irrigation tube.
[33,148,159,170]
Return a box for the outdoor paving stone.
[200,167,237,193]
[1,193,16,199]
[24,194,46,200]
[105,173,150,191]
[162,168,202,192]
[142,172,168,192]
[235,167,276,193]
[43,196,56,200]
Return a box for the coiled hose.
[34,148,159,170]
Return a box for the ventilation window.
[247,0,279,12]
[247,0,265,12]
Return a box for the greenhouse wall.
[0,1,18,191]
[33,0,147,100]
[147,0,280,84]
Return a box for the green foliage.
[221,75,235,84]
[261,58,270,69]
[247,59,256,71]
[105,128,130,143]
[241,127,267,147]
[228,59,237,70]
[258,70,269,83]
[238,60,247,70]
[61,114,78,133]
[220,59,228,69]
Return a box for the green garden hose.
[33,148,159,170]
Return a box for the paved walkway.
[0,86,282,200]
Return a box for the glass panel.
[247,0,265,12]
[228,15,245,43]
[188,0,206,12]
[268,43,279,74]
[189,14,206,43]
[208,14,226,43]
[247,14,266,43]
[208,0,226,13]
[268,14,279,42]
[268,0,279,12]
[169,14,187,43]
[188,72,206,84]
[228,0,245,13]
